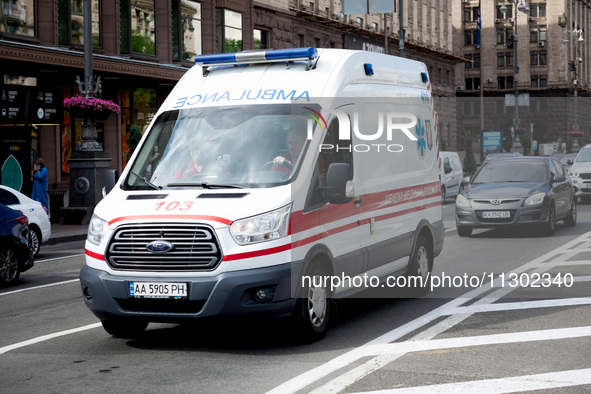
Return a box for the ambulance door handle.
[354,196,363,205]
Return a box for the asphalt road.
[1,200,590,393]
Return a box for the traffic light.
[506,33,514,48]
[569,60,576,71]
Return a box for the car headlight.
[456,194,471,208]
[230,204,291,245]
[87,214,108,245]
[568,170,579,178]
[524,192,546,207]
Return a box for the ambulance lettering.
[173,90,310,108]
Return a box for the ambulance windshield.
[123,104,313,190]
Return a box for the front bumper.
[79,262,300,323]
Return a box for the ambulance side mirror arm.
[324,163,353,204]
[104,169,119,196]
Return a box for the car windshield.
[472,160,547,183]
[576,148,591,163]
[123,105,313,190]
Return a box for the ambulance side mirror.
[104,169,119,196]
[324,163,353,204]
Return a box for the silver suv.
[568,145,591,201]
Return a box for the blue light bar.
[195,47,318,66]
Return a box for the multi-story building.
[454,0,590,155]
[1,0,464,219]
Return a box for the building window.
[531,75,547,88]
[497,52,505,67]
[497,29,505,45]
[465,54,472,69]
[172,0,202,62]
[120,0,156,56]
[1,0,37,37]
[538,3,546,17]
[464,30,478,46]
[497,76,514,89]
[216,8,243,53]
[465,77,480,91]
[473,53,480,68]
[530,25,547,42]
[497,5,511,19]
[539,50,547,65]
[254,28,268,50]
[529,3,537,17]
[58,0,100,46]
[530,50,538,65]
[506,51,513,66]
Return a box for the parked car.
[0,185,51,257]
[440,151,463,201]
[553,153,577,172]
[0,203,34,286]
[456,156,576,237]
[567,145,591,202]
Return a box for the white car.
[440,151,463,201]
[0,185,51,257]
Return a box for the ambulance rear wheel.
[293,265,332,342]
[101,319,148,338]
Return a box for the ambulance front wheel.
[292,264,332,342]
[405,233,433,297]
[101,319,148,338]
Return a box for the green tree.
[556,138,564,154]
[463,132,477,173]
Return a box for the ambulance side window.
[305,117,353,211]
[318,118,353,185]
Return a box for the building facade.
[454,0,591,155]
[1,0,464,217]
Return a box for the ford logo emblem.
[146,240,174,254]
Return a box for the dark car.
[0,203,34,286]
[456,157,576,237]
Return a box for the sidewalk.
[45,223,89,245]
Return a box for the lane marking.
[0,279,79,297]
[0,323,101,355]
[36,254,85,263]
[350,368,591,394]
[268,231,591,394]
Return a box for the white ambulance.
[80,47,444,341]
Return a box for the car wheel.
[564,199,577,227]
[441,186,446,202]
[0,246,21,286]
[404,234,433,297]
[544,205,556,236]
[457,227,472,237]
[29,227,41,258]
[292,264,332,342]
[101,319,148,338]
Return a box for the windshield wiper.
[166,182,243,189]
[131,171,162,190]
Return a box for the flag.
[476,0,481,48]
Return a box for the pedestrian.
[32,158,49,213]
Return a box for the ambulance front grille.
[105,224,222,271]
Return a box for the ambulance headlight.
[230,204,291,245]
[87,214,108,245]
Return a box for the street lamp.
[500,0,529,145]
[563,25,585,131]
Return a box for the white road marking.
[0,323,101,355]
[36,253,85,263]
[0,279,80,297]
[268,231,591,394]
[350,368,591,394]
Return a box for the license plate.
[129,282,188,298]
[481,211,510,219]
